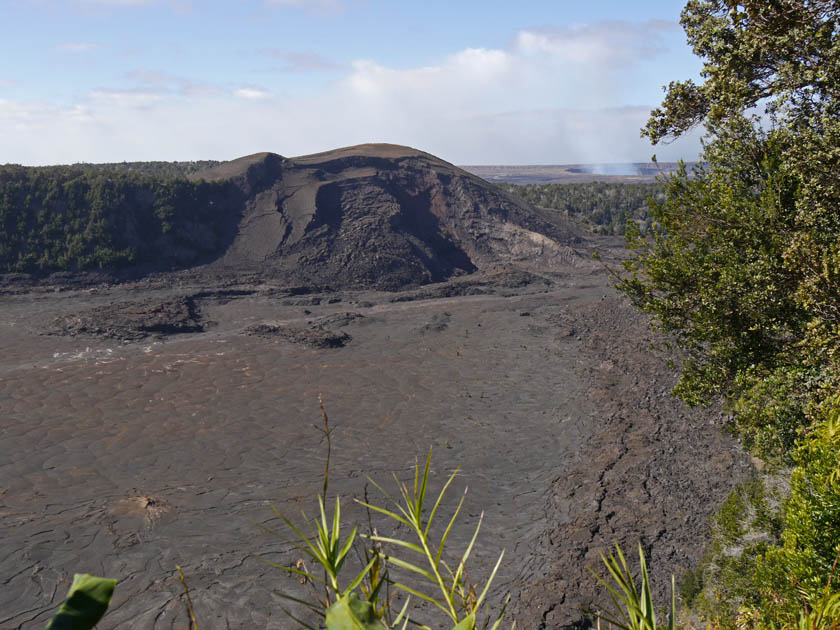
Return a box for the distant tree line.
[0,164,235,274]
[70,160,221,178]
[497,181,665,235]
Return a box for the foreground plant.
[266,492,407,629]
[589,543,675,630]
[359,450,512,630]
[267,448,512,630]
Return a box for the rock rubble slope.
[190,144,583,289]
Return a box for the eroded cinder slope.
[192,143,583,290]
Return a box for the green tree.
[0,164,233,274]
[617,1,840,625]
[619,0,840,460]
[499,181,663,236]
[619,120,816,458]
[643,1,840,146]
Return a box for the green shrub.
[499,181,663,236]
[677,566,703,608]
[746,409,840,628]
[685,403,840,629]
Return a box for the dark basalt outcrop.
[47,296,204,341]
[191,144,582,290]
[243,322,351,348]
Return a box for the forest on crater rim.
[614,1,840,628]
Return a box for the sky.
[0,0,705,165]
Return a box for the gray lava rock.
[312,312,366,329]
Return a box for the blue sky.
[0,0,703,165]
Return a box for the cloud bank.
[1,20,702,165]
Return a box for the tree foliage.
[618,1,840,625]
[644,0,840,145]
[749,408,840,627]
[0,165,236,274]
[619,120,822,458]
[498,181,664,236]
[70,160,220,178]
[620,0,840,460]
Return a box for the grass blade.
[668,575,675,630]
[417,448,432,519]
[275,592,328,616]
[392,581,456,620]
[271,505,328,566]
[450,511,483,600]
[487,593,511,630]
[332,496,343,554]
[317,496,331,558]
[343,555,380,596]
[638,544,654,626]
[425,468,460,538]
[356,500,414,529]
[392,597,412,628]
[440,559,456,581]
[261,562,327,585]
[367,535,425,555]
[367,477,404,515]
[279,605,320,630]
[436,491,467,565]
[336,525,358,572]
[383,555,437,582]
[474,549,504,611]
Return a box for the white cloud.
[0,98,53,126]
[515,20,678,65]
[339,48,520,117]
[87,88,165,108]
[233,87,272,100]
[0,20,702,165]
[123,69,223,98]
[123,69,179,85]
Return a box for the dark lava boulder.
[48,296,204,341]
[192,144,583,290]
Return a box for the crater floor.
[0,260,751,629]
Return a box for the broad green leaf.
[325,593,387,630]
[47,574,116,630]
[452,612,476,630]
